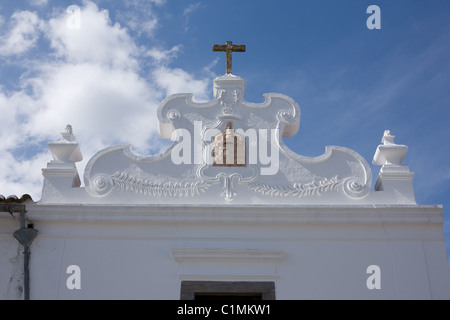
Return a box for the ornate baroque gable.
[41,75,415,205]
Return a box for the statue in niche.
[213,122,246,167]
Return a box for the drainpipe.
[2,204,38,300]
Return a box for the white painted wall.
[0,217,24,300]
[2,204,449,300]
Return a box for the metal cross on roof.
[212,41,246,74]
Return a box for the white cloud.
[29,0,48,7]
[121,0,161,37]
[153,66,209,100]
[123,14,159,38]
[183,2,201,17]
[0,1,211,200]
[202,57,219,78]
[45,3,139,70]
[28,63,161,149]
[146,45,182,65]
[0,151,50,200]
[150,0,166,5]
[125,0,166,6]
[0,11,42,56]
[183,2,201,32]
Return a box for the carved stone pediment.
[76,74,377,204]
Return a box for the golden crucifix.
[213,41,246,74]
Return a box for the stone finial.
[381,130,396,145]
[65,124,73,134]
[373,130,408,167]
[42,125,84,193]
[372,130,415,202]
[61,124,76,142]
[48,125,83,162]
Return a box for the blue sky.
[1,0,449,265]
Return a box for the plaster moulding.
[172,248,284,263]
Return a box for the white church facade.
[1,53,450,299]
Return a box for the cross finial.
[213,41,246,74]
